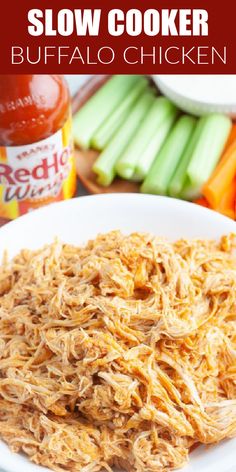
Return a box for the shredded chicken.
[0,231,235,472]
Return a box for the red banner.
[0,0,235,73]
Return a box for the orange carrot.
[194,182,235,220]
[217,179,236,220]
[202,139,236,209]
[194,197,209,208]
[224,123,236,152]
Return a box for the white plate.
[0,194,235,472]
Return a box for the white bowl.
[152,75,236,117]
[0,194,235,472]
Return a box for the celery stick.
[134,109,178,181]
[91,77,148,151]
[115,97,177,180]
[93,91,155,186]
[73,75,140,149]
[180,114,232,200]
[141,115,196,195]
[168,117,200,198]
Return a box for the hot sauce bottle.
[0,75,77,219]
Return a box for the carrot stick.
[217,179,236,219]
[202,139,236,209]
[194,182,235,220]
[224,123,236,152]
[194,197,209,208]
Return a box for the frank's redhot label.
[0,117,76,219]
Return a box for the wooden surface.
[0,217,9,227]
[75,148,139,195]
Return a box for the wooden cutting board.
[0,217,10,227]
[75,148,139,195]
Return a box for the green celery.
[93,91,155,186]
[134,107,178,181]
[115,97,177,180]
[141,115,196,195]
[91,77,148,151]
[168,117,201,198]
[180,114,232,200]
[73,75,140,149]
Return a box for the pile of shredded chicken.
[0,231,235,472]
